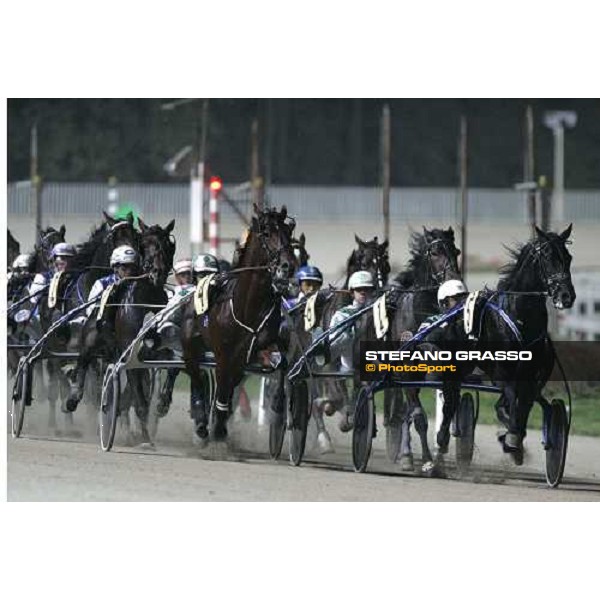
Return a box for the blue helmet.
[296,265,323,284]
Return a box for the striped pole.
[209,177,222,256]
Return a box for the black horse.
[7,229,21,268]
[33,214,140,431]
[371,227,461,470]
[287,235,390,451]
[181,205,297,443]
[433,224,576,466]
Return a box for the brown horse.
[181,204,298,442]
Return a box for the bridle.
[256,215,297,293]
[424,238,459,284]
[354,245,389,289]
[525,239,573,301]
[140,229,176,284]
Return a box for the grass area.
[374,387,600,437]
[173,371,600,437]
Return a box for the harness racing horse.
[62,213,141,415]
[299,235,390,451]
[382,227,461,470]
[181,205,297,443]
[8,229,20,268]
[433,224,576,468]
[113,219,175,444]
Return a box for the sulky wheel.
[11,357,32,438]
[544,398,569,488]
[288,380,309,466]
[455,392,476,470]
[352,385,375,473]
[99,364,120,452]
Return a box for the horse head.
[411,227,461,286]
[250,203,298,291]
[138,218,176,287]
[348,234,391,288]
[36,225,66,269]
[292,232,310,268]
[532,224,575,309]
[103,211,140,251]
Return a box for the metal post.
[196,99,209,255]
[251,118,263,210]
[30,123,41,236]
[459,116,468,276]
[107,176,119,217]
[381,104,391,242]
[209,180,221,257]
[553,124,565,224]
[543,110,577,228]
[525,105,537,235]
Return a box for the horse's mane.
[73,222,109,270]
[393,228,455,288]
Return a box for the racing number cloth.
[97,284,115,321]
[194,274,216,316]
[48,272,63,309]
[373,292,389,339]
[304,293,318,331]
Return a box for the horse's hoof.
[399,454,415,472]
[421,460,435,475]
[317,431,334,454]
[138,441,155,451]
[155,396,171,418]
[427,455,448,478]
[436,430,450,454]
[62,398,79,413]
[338,412,354,433]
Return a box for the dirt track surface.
[8,390,600,501]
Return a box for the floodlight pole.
[543,110,577,227]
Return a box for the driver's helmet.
[12,254,33,272]
[295,265,323,285]
[193,254,219,274]
[437,279,468,307]
[348,270,374,290]
[173,259,193,275]
[110,245,138,267]
[51,243,76,259]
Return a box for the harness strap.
[229,298,278,363]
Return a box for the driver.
[29,243,77,306]
[417,279,469,341]
[284,265,323,311]
[85,245,139,317]
[328,270,375,432]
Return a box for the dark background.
[7,99,600,187]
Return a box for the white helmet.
[12,254,32,270]
[174,259,193,275]
[193,254,219,273]
[348,270,375,290]
[437,279,468,305]
[110,245,138,267]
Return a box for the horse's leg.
[187,363,210,442]
[213,361,243,441]
[502,380,534,465]
[436,381,461,454]
[64,326,97,412]
[157,368,179,417]
[410,389,433,466]
[129,370,153,446]
[46,359,59,433]
[313,394,334,454]
[396,388,418,471]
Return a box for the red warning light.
[209,177,223,192]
